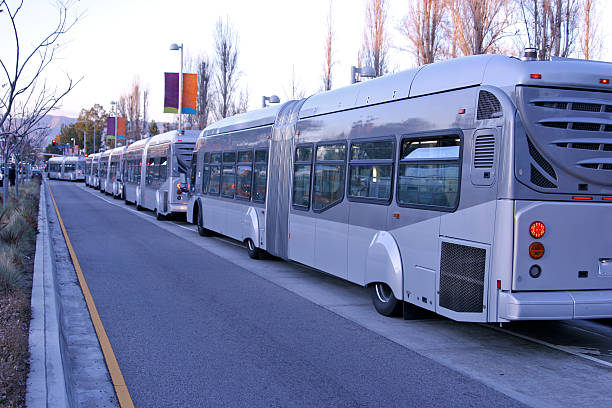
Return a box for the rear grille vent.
[534,101,568,109]
[572,103,602,112]
[541,121,609,132]
[605,144,612,151]
[477,90,503,120]
[533,100,612,112]
[579,163,612,170]
[527,137,557,181]
[572,122,601,131]
[439,243,486,313]
[473,134,495,168]
[542,121,568,129]
[571,142,600,150]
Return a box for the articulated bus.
[61,156,86,181]
[91,153,102,189]
[137,130,199,219]
[47,156,63,179]
[122,137,151,205]
[99,149,112,192]
[85,155,93,186]
[107,146,126,198]
[187,55,612,322]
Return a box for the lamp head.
[169,43,181,51]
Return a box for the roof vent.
[522,47,538,61]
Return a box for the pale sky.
[3,0,612,124]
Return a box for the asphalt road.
[50,180,529,407]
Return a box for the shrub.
[0,254,25,293]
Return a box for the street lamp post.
[71,138,75,155]
[170,43,184,133]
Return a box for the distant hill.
[40,115,76,145]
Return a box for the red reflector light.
[572,196,592,200]
[458,108,466,114]
[529,221,546,239]
[603,197,612,201]
[601,79,610,84]
[529,242,545,259]
[530,74,542,79]
[497,280,501,289]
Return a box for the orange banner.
[181,73,197,114]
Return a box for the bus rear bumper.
[169,203,187,213]
[499,290,612,320]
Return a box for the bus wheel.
[136,203,143,211]
[155,209,165,221]
[370,283,402,317]
[246,239,261,260]
[197,216,212,237]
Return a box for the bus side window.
[253,149,268,203]
[348,139,394,203]
[292,145,313,209]
[201,151,210,194]
[312,143,346,212]
[222,151,236,198]
[159,156,168,181]
[208,152,221,195]
[236,150,253,200]
[189,152,197,192]
[397,135,461,210]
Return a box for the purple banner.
[164,72,179,113]
[107,117,116,136]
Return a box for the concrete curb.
[27,180,70,407]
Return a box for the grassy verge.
[0,179,40,407]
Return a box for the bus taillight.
[529,242,545,259]
[529,221,545,239]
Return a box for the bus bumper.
[499,290,612,320]
[169,203,187,213]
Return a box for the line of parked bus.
[76,54,611,323]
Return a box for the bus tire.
[155,209,165,221]
[246,239,261,260]
[136,203,143,211]
[370,283,402,317]
[196,214,212,237]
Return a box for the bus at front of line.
[187,54,612,323]
[47,156,63,180]
[137,130,199,219]
[61,156,86,181]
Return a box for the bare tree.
[0,0,80,204]
[193,55,212,129]
[125,78,141,141]
[322,0,335,91]
[360,0,390,77]
[579,0,601,60]
[284,65,306,101]
[401,0,446,65]
[446,0,515,56]
[517,0,580,60]
[142,87,149,136]
[212,17,243,120]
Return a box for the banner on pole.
[164,72,198,114]
[117,117,126,139]
[106,117,116,136]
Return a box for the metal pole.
[82,130,86,156]
[178,43,183,133]
[116,116,119,148]
[93,126,96,153]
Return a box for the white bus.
[138,130,199,220]
[91,153,102,189]
[85,155,93,186]
[99,149,112,192]
[108,146,126,198]
[61,156,86,181]
[187,54,612,322]
[47,156,63,179]
[122,137,151,205]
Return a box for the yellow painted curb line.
[48,183,134,408]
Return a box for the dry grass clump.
[0,178,40,407]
